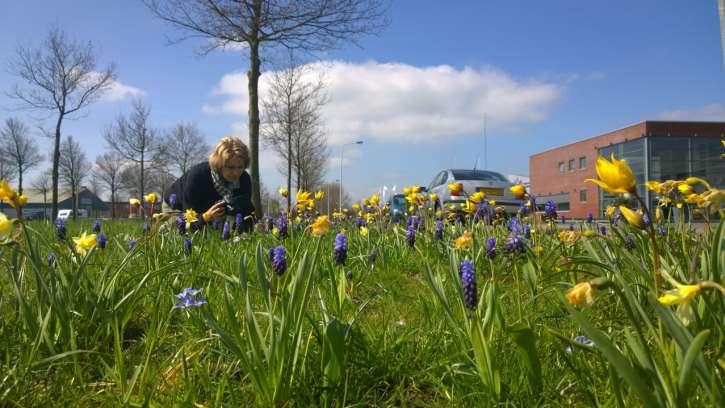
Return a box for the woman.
[164,136,255,231]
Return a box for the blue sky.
[1,0,724,201]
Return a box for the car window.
[429,171,445,189]
[392,196,407,206]
[451,170,507,182]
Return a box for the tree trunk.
[248,3,263,218]
[111,188,116,218]
[140,151,145,220]
[17,164,23,218]
[52,113,63,220]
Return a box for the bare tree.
[30,169,52,219]
[7,27,116,219]
[58,136,91,220]
[161,122,211,176]
[0,118,43,194]
[143,0,388,217]
[0,157,17,183]
[318,181,351,213]
[104,99,159,218]
[94,152,124,218]
[262,58,328,211]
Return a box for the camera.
[219,197,243,215]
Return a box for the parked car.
[56,209,88,220]
[427,169,520,213]
[387,194,407,222]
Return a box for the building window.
[579,156,586,169]
[558,162,565,173]
[568,159,574,171]
[580,189,587,202]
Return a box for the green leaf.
[678,329,710,396]
[509,322,542,394]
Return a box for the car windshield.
[391,196,407,206]
[451,170,508,182]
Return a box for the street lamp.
[340,140,363,211]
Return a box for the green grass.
[0,213,722,407]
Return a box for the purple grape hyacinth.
[93,219,101,233]
[168,193,177,208]
[278,215,288,238]
[459,259,477,310]
[486,237,496,259]
[599,224,607,235]
[405,224,416,247]
[271,245,287,275]
[235,213,243,232]
[624,234,635,250]
[586,212,593,223]
[504,235,524,254]
[97,233,106,249]
[333,232,348,265]
[128,239,137,250]
[177,214,186,235]
[183,237,192,256]
[434,219,443,240]
[544,200,558,220]
[221,220,231,240]
[55,218,66,240]
[174,288,207,309]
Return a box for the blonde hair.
[208,136,250,172]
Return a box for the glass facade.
[597,136,724,216]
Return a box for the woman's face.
[220,156,244,182]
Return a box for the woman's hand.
[202,201,226,222]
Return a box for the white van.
[56,209,88,220]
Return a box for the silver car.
[427,169,521,213]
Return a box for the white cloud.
[103,79,145,101]
[658,103,725,121]
[205,60,563,145]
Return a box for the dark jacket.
[166,161,255,230]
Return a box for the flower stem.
[634,192,661,294]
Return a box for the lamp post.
[340,140,363,211]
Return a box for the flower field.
[0,164,724,406]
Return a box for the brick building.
[529,121,724,219]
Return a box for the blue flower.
[346,270,353,280]
[272,245,287,275]
[97,233,106,249]
[221,220,231,240]
[333,232,348,265]
[624,234,635,250]
[55,218,66,240]
[168,193,177,208]
[405,224,416,247]
[544,200,558,220]
[519,201,530,216]
[266,216,274,231]
[93,219,102,233]
[486,237,496,259]
[356,217,366,228]
[599,224,607,235]
[128,239,137,250]
[407,215,420,230]
[177,214,186,235]
[524,224,531,239]
[434,219,443,240]
[657,224,666,236]
[507,216,523,235]
[504,235,524,254]
[212,218,220,230]
[586,212,593,223]
[183,237,192,256]
[174,288,207,309]
[561,215,567,224]
[459,259,476,310]
[278,215,288,238]
[235,213,243,232]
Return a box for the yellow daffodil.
[448,182,463,194]
[428,193,438,203]
[699,188,725,212]
[184,208,198,229]
[352,203,360,211]
[533,245,544,255]
[152,212,162,222]
[646,180,663,194]
[454,230,473,250]
[15,194,27,208]
[655,207,663,222]
[314,190,324,200]
[677,183,694,196]
[403,187,411,196]
[619,206,644,229]
[658,284,701,306]
[583,230,596,238]
[0,180,13,201]
[129,198,141,206]
[488,200,496,206]
[684,193,703,205]
[272,227,280,236]
[295,190,313,212]
[0,180,27,208]
[586,154,636,194]
[73,232,97,256]
[411,184,421,193]
[311,215,331,236]
[0,213,13,239]
[605,205,616,217]
[369,194,380,206]
[279,187,289,197]
[510,183,526,199]
[469,191,485,204]
[462,200,476,214]
[360,226,369,237]
[144,192,157,204]
[558,230,581,245]
[567,282,595,306]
